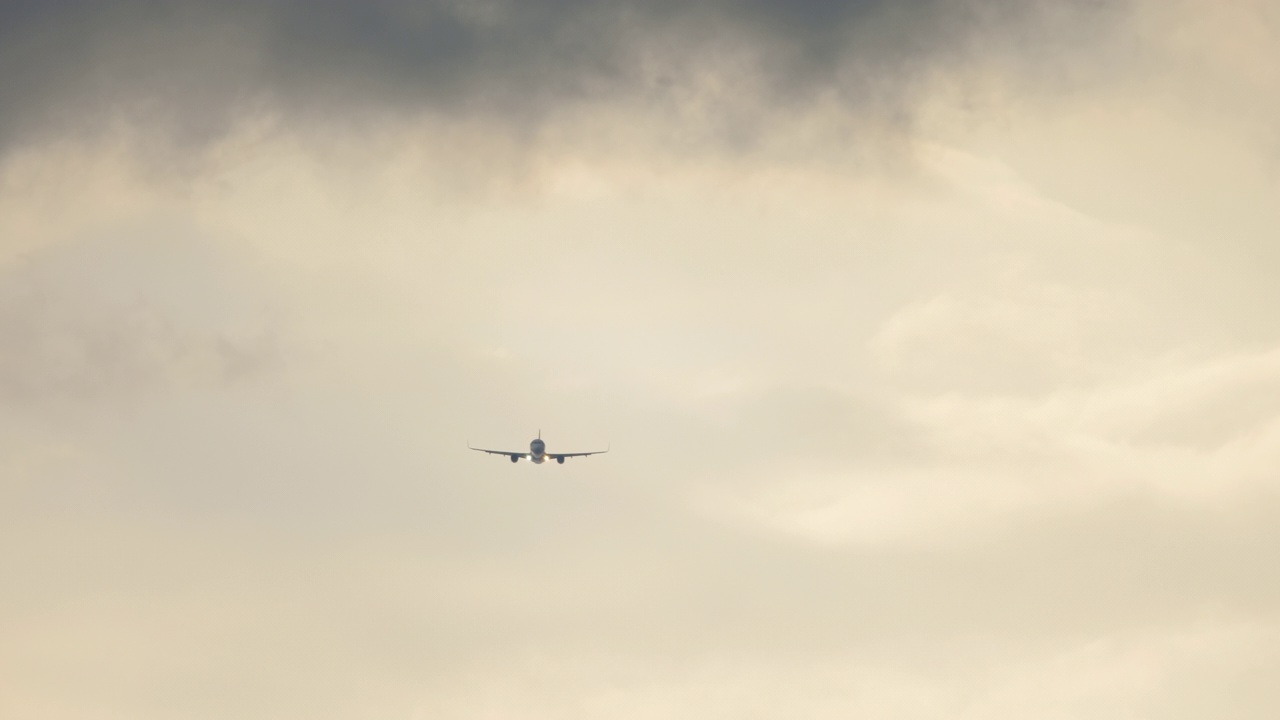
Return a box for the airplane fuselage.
[529,437,547,463]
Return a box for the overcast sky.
[2,1,1279,718]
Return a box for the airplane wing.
[549,447,609,461]
[468,444,529,460]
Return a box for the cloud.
[0,0,1126,157]
[0,228,279,407]
[4,2,1279,717]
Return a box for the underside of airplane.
[468,431,608,464]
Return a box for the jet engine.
[510,455,519,463]
[556,457,565,464]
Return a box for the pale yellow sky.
[2,1,1279,718]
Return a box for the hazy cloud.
[0,229,278,406]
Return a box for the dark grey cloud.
[0,0,1126,155]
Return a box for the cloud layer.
[3,0,1280,718]
[0,0,1123,155]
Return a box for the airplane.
[468,430,609,464]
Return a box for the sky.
[2,0,1279,718]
